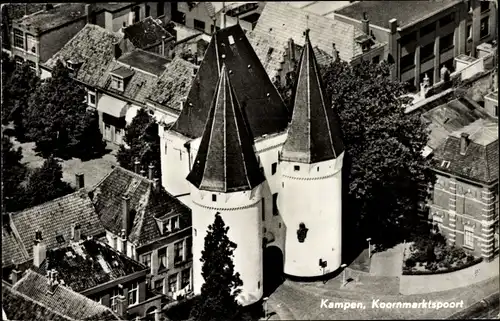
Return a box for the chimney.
[134,158,141,173]
[287,38,295,63]
[153,178,160,193]
[71,223,81,242]
[332,43,339,62]
[140,168,146,177]
[10,268,23,284]
[114,43,122,60]
[148,164,155,180]
[85,4,95,24]
[116,285,128,318]
[122,194,130,235]
[33,230,47,268]
[221,2,227,29]
[362,12,370,35]
[151,248,159,275]
[75,173,84,189]
[460,133,470,155]
[389,18,398,34]
[161,35,166,56]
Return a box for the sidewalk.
[370,243,405,276]
[400,256,499,295]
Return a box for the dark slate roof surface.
[124,16,173,49]
[334,0,462,29]
[33,239,146,293]
[14,3,87,33]
[2,189,105,267]
[44,24,123,87]
[187,64,265,192]
[11,270,120,320]
[91,167,192,247]
[281,31,344,164]
[117,49,170,76]
[171,24,290,139]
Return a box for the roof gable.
[187,64,265,192]
[92,167,191,246]
[281,31,344,164]
[171,24,290,139]
[2,190,105,267]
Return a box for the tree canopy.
[277,59,432,247]
[116,108,161,177]
[189,213,243,321]
[1,135,28,212]
[21,156,74,208]
[1,58,39,139]
[24,60,106,159]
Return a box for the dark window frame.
[439,33,454,53]
[420,22,436,37]
[420,41,435,63]
[439,12,455,27]
[400,52,416,73]
[400,31,417,47]
[480,16,490,39]
[193,19,206,32]
[13,29,24,49]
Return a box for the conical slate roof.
[171,24,289,139]
[281,30,344,164]
[186,64,265,193]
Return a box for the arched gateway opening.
[263,245,284,296]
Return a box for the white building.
[160,24,344,305]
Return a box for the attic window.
[440,160,451,168]
[212,194,217,202]
[294,165,300,171]
[56,234,65,244]
[66,60,81,71]
[112,76,124,91]
[228,35,235,45]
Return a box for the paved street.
[370,243,405,277]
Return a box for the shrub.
[467,255,475,263]
[405,258,416,268]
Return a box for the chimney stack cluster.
[362,12,370,36]
[47,269,60,294]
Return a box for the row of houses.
[2,165,192,320]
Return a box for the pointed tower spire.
[187,64,265,192]
[281,30,344,164]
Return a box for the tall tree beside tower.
[189,214,243,321]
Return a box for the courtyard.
[265,244,499,320]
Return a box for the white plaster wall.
[162,130,192,196]
[190,186,264,306]
[278,153,344,277]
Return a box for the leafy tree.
[116,108,161,177]
[21,156,74,208]
[189,214,243,321]
[1,59,39,140]
[1,135,27,212]
[24,60,106,159]
[276,59,433,247]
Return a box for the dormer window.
[355,34,373,53]
[66,60,82,71]
[112,76,124,91]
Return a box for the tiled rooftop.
[14,3,87,33]
[248,2,374,78]
[99,59,158,104]
[90,166,192,247]
[432,119,498,184]
[11,270,120,320]
[3,4,47,21]
[422,97,494,150]
[2,189,105,267]
[94,3,136,13]
[117,49,170,76]
[33,239,146,293]
[44,24,123,88]
[124,16,173,50]
[334,0,462,29]
[147,56,196,112]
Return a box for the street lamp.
[366,238,372,258]
[341,263,347,287]
[263,297,269,319]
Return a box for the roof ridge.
[10,189,90,215]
